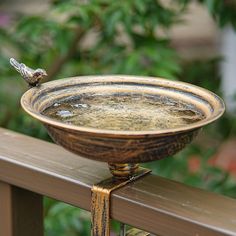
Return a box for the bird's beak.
[44,71,48,76]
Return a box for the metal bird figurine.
[10,58,47,87]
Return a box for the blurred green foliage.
[199,0,236,28]
[1,0,236,235]
[44,198,91,236]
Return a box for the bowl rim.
[20,75,225,137]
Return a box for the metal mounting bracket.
[91,167,151,236]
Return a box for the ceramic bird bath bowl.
[21,75,225,178]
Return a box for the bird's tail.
[10,58,21,73]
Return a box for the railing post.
[0,181,43,236]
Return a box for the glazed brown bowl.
[21,75,225,164]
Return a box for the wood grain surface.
[0,128,236,236]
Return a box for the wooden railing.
[0,127,236,236]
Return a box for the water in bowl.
[42,94,205,131]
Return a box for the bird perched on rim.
[9,58,47,87]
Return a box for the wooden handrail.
[0,127,236,236]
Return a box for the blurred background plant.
[1,0,236,235]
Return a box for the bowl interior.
[21,75,225,136]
